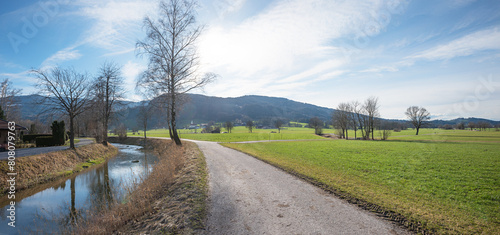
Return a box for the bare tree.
[274,119,284,133]
[364,97,379,140]
[333,103,350,139]
[92,62,124,146]
[349,101,360,139]
[0,78,22,121]
[136,0,216,146]
[309,117,323,135]
[467,122,476,130]
[137,102,153,140]
[405,106,430,135]
[246,120,254,133]
[32,67,89,149]
[224,121,233,133]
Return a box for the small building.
[0,119,28,151]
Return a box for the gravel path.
[0,138,94,160]
[194,140,410,235]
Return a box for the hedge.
[23,134,52,143]
[35,136,59,147]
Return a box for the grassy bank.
[222,140,500,234]
[0,143,118,195]
[76,137,208,234]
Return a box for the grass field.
[128,126,500,143]
[129,126,329,142]
[222,133,500,234]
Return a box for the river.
[0,143,158,234]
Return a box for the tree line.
[331,97,432,140]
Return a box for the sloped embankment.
[75,137,208,234]
[0,143,118,195]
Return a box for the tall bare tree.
[137,102,153,140]
[246,120,254,133]
[274,119,284,133]
[333,103,350,139]
[0,78,22,121]
[349,100,360,139]
[224,121,234,133]
[32,67,89,149]
[405,106,430,135]
[364,97,379,140]
[136,0,216,146]
[309,116,323,135]
[92,62,124,146]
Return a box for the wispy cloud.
[410,27,500,61]
[122,60,146,96]
[73,0,155,52]
[199,0,407,94]
[40,47,82,69]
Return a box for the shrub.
[35,136,57,147]
[51,121,66,145]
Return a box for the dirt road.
[194,140,410,235]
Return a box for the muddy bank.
[77,137,208,234]
[0,143,118,196]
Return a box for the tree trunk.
[69,115,75,149]
[170,95,182,146]
[416,127,420,135]
[102,119,108,146]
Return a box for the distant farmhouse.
[0,119,28,151]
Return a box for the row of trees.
[331,97,433,139]
[32,62,124,149]
[442,121,495,131]
[332,97,380,140]
[29,0,214,147]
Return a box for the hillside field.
[221,130,500,234]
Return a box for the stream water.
[0,143,158,234]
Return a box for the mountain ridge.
[15,94,500,129]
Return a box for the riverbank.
[76,137,208,234]
[0,143,118,196]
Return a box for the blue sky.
[1,0,499,120]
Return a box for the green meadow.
[221,130,500,234]
[130,126,329,142]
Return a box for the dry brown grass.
[74,138,208,235]
[0,143,117,195]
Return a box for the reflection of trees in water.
[87,161,115,211]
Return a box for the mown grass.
[129,126,327,142]
[222,139,500,234]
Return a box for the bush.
[51,121,66,146]
[23,134,52,143]
[35,136,58,147]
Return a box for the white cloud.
[41,47,82,69]
[122,60,146,96]
[74,0,155,52]
[212,0,246,18]
[199,0,406,96]
[410,27,500,61]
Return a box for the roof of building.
[0,119,28,130]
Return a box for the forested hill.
[178,94,335,124]
[16,94,500,129]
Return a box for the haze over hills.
[16,94,500,129]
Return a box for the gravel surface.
[0,138,94,160]
[193,140,410,235]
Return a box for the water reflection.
[0,143,158,234]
